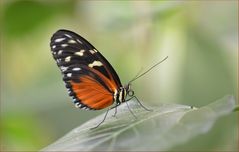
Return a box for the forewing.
[50,29,122,88]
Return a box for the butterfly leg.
[125,100,137,120]
[112,106,118,118]
[125,96,134,102]
[111,103,120,118]
[90,108,110,129]
[125,96,137,119]
[91,104,120,129]
[132,96,152,111]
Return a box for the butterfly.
[50,29,167,128]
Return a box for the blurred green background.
[1,0,238,151]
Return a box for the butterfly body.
[50,29,134,110]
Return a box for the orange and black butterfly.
[50,29,167,128]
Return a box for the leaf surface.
[42,95,235,151]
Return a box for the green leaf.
[41,95,235,151]
[3,1,74,38]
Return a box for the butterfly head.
[124,83,134,97]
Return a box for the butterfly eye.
[128,90,134,96]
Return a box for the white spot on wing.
[94,49,98,52]
[56,59,61,63]
[52,45,56,49]
[73,98,78,103]
[65,34,72,38]
[68,39,76,44]
[60,66,68,72]
[61,44,68,47]
[75,102,82,108]
[55,38,65,42]
[74,50,85,56]
[58,50,63,55]
[72,67,81,71]
[76,39,83,44]
[88,61,103,68]
[67,73,72,77]
[81,107,89,110]
[89,50,95,54]
[65,56,71,62]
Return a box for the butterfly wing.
[50,29,122,110]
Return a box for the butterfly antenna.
[129,56,168,83]
[130,67,144,83]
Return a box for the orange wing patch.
[71,75,114,110]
